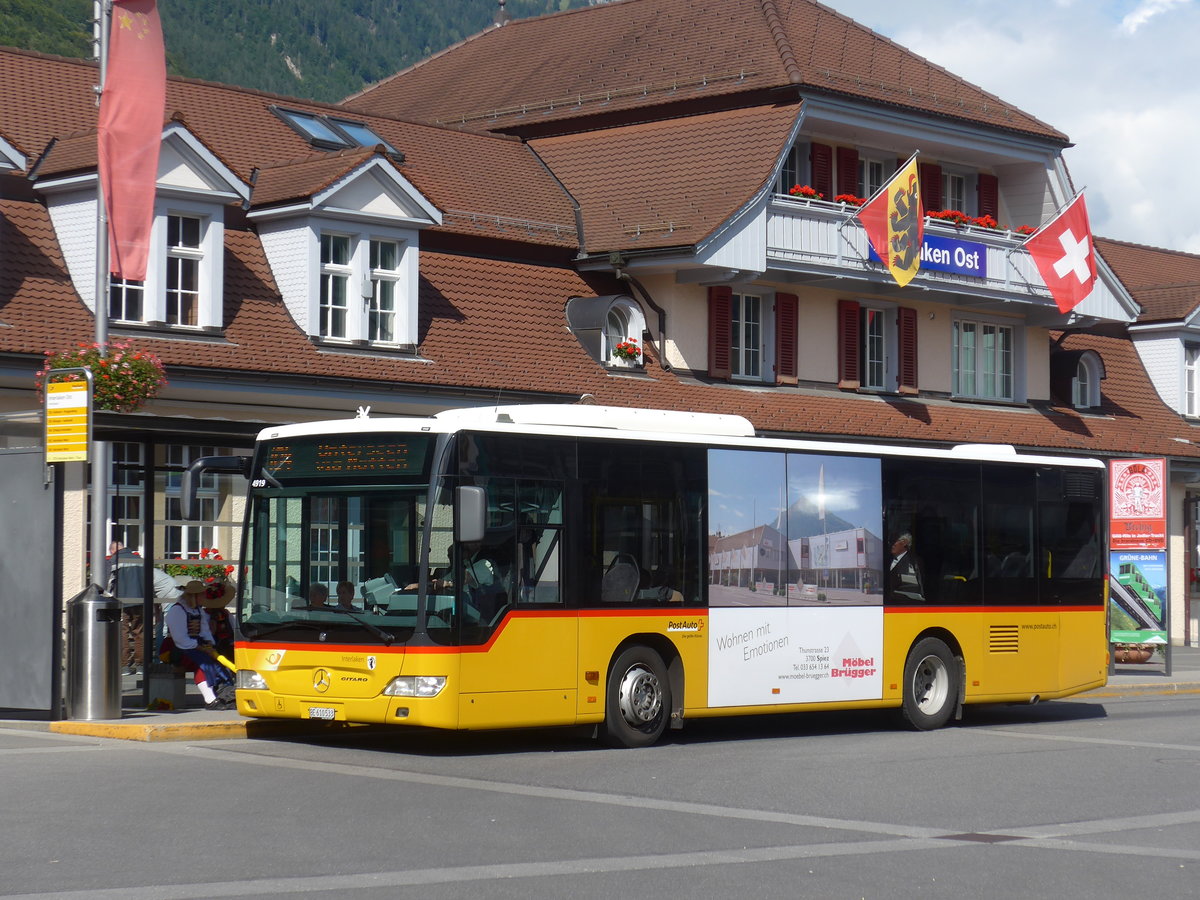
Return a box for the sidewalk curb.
[45,718,357,743]
[1080,682,1200,700]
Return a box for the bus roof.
[256,405,1104,469]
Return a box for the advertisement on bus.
[707,449,885,705]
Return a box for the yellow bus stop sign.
[45,378,91,462]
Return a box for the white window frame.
[602,297,646,365]
[368,238,402,343]
[857,156,889,199]
[940,167,977,214]
[952,315,1020,401]
[165,213,203,326]
[310,220,418,346]
[164,444,221,561]
[106,196,224,329]
[777,142,808,195]
[1073,352,1102,410]
[860,302,897,391]
[320,232,353,339]
[1185,344,1200,417]
[729,291,776,383]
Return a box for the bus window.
[1037,468,1103,605]
[578,440,704,607]
[883,459,981,605]
[982,465,1037,605]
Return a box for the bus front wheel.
[601,647,670,748]
[901,637,959,730]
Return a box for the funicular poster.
[1109,458,1167,649]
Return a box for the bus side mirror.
[181,455,252,520]
[456,486,487,544]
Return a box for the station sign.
[44,371,92,463]
[870,233,988,279]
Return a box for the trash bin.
[66,584,122,720]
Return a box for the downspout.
[613,262,671,373]
[527,143,670,371]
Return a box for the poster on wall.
[1108,550,1168,645]
[1109,458,1166,550]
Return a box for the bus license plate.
[308,707,337,720]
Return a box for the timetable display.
[261,435,432,482]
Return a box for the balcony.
[764,195,1130,324]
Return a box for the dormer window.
[272,107,400,158]
[603,298,645,365]
[107,202,223,330]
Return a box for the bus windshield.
[240,486,441,643]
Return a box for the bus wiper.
[327,608,395,645]
[243,613,394,645]
[241,619,325,639]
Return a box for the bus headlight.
[237,669,268,691]
[382,675,446,697]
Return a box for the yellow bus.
[186,404,1107,747]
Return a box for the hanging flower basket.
[163,547,234,584]
[36,339,167,413]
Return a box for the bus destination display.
[263,436,430,481]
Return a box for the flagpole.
[91,0,112,589]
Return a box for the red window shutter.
[977,173,998,219]
[775,292,799,385]
[836,146,859,197]
[810,143,833,199]
[708,286,732,380]
[837,299,861,389]
[897,306,918,394]
[918,162,942,211]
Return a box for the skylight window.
[272,107,401,159]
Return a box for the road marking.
[987,728,1200,753]
[153,742,944,839]
[0,838,947,899]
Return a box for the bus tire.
[901,637,958,731]
[601,646,670,748]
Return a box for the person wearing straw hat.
[159,580,236,710]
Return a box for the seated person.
[335,580,360,611]
[295,582,330,610]
[159,581,236,710]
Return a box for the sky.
[824,0,1200,255]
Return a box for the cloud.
[1119,0,1191,34]
[825,0,1199,252]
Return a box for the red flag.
[857,155,923,287]
[1024,193,1096,314]
[98,0,166,281]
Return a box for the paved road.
[2,689,1198,899]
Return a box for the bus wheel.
[901,637,958,730]
[602,647,670,748]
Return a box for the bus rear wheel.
[601,647,670,748]
[901,637,959,730]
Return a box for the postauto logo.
[667,618,704,634]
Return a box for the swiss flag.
[98,0,166,282]
[1024,193,1096,314]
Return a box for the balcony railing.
[767,194,1059,300]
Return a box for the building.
[1,0,1197,714]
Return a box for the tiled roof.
[3,189,1196,459]
[530,101,799,252]
[1098,237,1200,324]
[0,198,95,354]
[250,147,387,209]
[0,47,576,248]
[347,0,1064,142]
